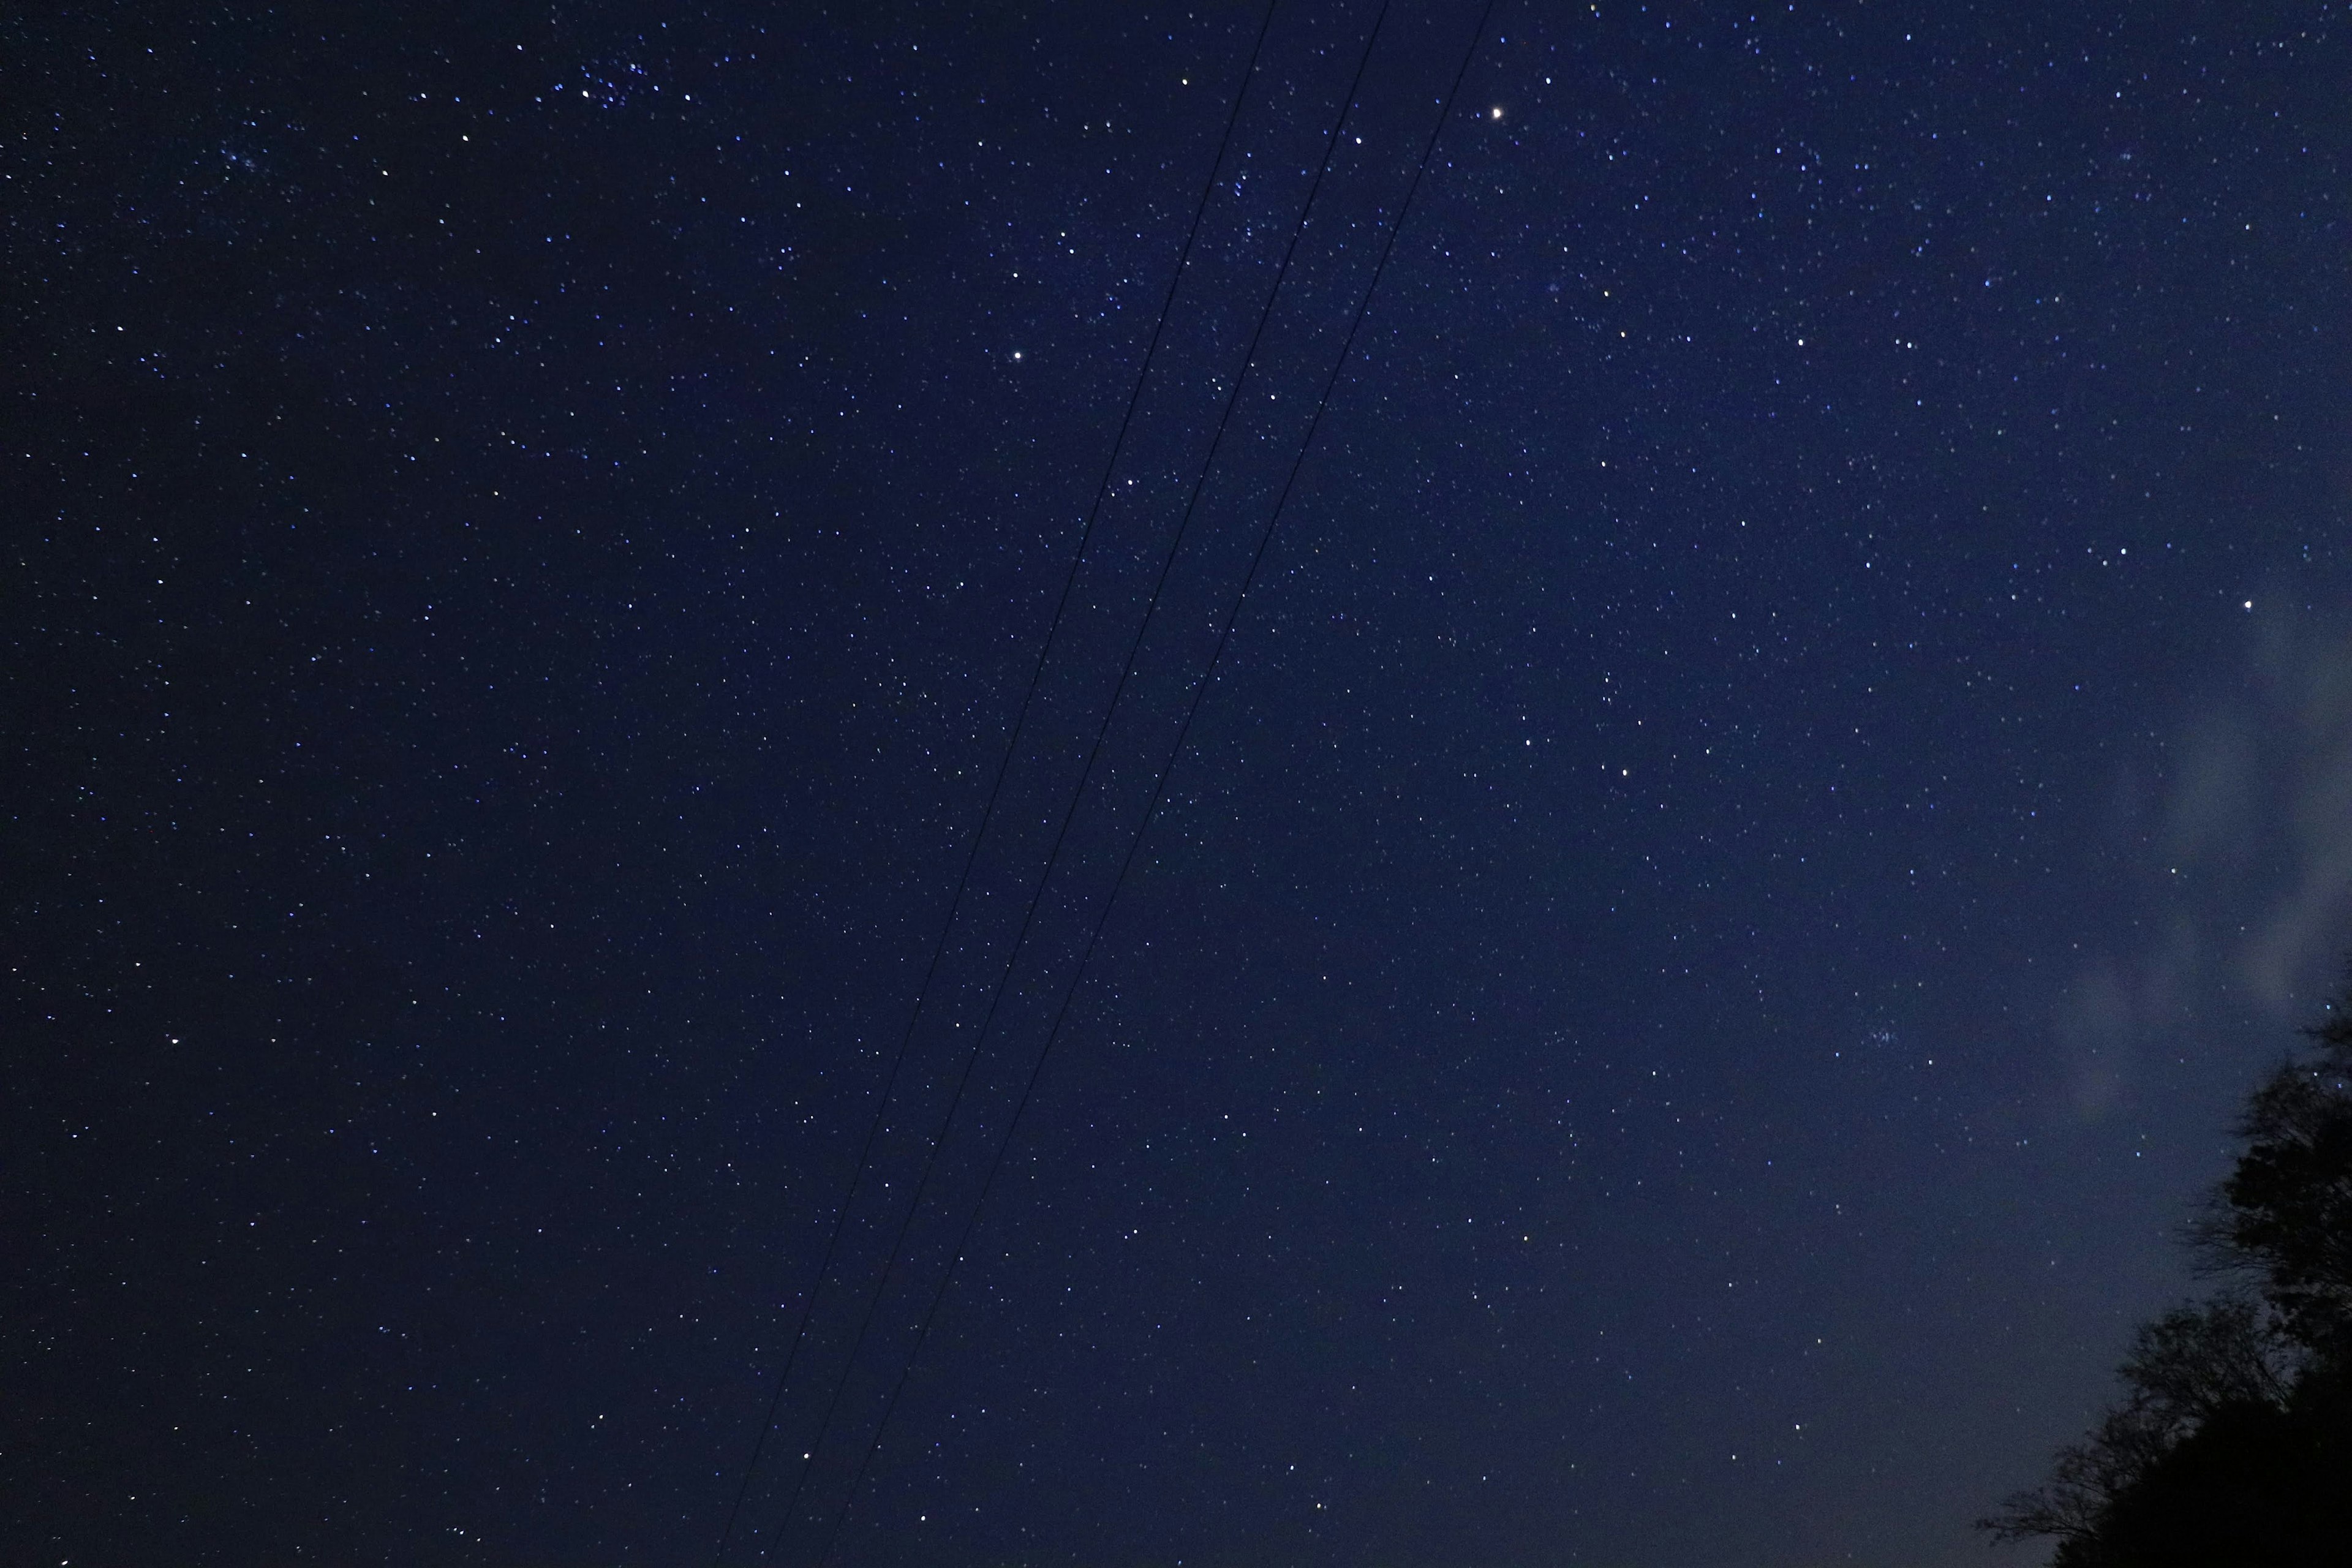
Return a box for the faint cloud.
[2163,707,2257,875]
[2235,622,2352,1008]
[2055,959,2133,1118]
[2052,605,2352,1115]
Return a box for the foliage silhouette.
[1981,981,2352,1565]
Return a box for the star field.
[7,3,2352,1566]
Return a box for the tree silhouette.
[1982,983,2352,1565]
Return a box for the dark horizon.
[9,2,2352,1564]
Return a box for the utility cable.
[769,0,1400,1558]
[707,5,1280,1561]
[811,3,1498,1561]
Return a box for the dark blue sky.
[10,2,2352,1564]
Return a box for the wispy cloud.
[2054,605,2352,1116]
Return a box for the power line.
[769,1,1403,1559]
[707,6,1281,1561]
[808,1,1496,1561]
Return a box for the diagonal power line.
[809,1,1498,1563]
[770,0,1408,1559]
[708,5,1281,1561]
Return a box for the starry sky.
[10,2,2352,1564]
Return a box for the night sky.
[10,2,2352,1564]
